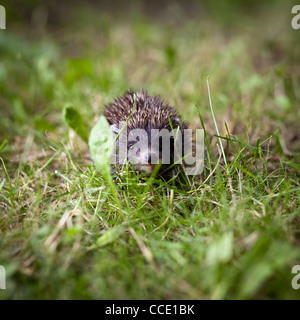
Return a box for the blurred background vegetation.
[0,0,299,300]
[1,0,299,144]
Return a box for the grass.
[0,0,300,299]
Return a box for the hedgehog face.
[104,89,188,178]
[127,127,166,175]
[110,123,183,176]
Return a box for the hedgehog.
[104,89,189,179]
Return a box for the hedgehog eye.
[127,135,140,149]
[127,141,136,149]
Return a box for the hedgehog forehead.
[104,89,186,132]
[127,105,172,130]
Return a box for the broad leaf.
[64,106,89,143]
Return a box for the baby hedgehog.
[104,89,188,179]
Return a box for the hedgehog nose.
[145,153,152,164]
[144,152,157,164]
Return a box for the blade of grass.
[207,76,227,167]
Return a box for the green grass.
[0,0,300,299]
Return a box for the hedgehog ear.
[110,124,120,135]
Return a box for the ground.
[0,0,299,299]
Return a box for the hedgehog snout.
[129,147,160,174]
[139,150,160,175]
[140,150,159,165]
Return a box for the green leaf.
[64,106,89,143]
[88,115,114,175]
[89,115,122,208]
